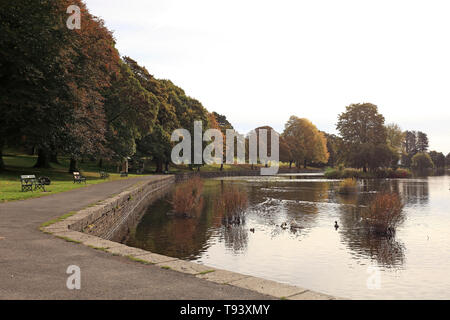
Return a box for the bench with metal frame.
[73,172,87,184]
[99,171,109,179]
[20,175,46,192]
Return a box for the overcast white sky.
[85,0,449,154]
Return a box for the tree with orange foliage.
[282,116,329,168]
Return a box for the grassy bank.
[324,167,412,179]
[0,154,142,202]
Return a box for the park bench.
[73,172,86,184]
[99,171,109,179]
[20,175,45,192]
[120,171,128,177]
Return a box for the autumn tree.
[336,103,388,172]
[282,116,329,168]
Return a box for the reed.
[363,193,404,236]
[337,178,358,194]
[171,177,204,217]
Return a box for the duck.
[290,219,302,230]
[280,222,288,229]
[334,221,339,230]
[250,228,255,233]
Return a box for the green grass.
[198,270,215,275]
[126,255,152,265]
[40,211,77,228]
[55,235,82,244]
[0,153,143,202]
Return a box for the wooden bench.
[73,172,86,184]
[99,171,109,179]
[20,175,45,192]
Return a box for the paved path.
[0,176,271,300]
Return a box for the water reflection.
[125,173,450,299]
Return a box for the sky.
[85,0,450,154]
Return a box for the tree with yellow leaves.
[282,116,329,168]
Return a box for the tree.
[411,152,434,170]
[0,0,74,169]
[401,131,417,167]
[104,59,158,169]
[279,136,293,167]
[323,133,345,168]
[282,116,329,168]
[416,131,429,153]
[336,103,387,172]
[447,153,450,167]
[0,0,121,171]
[386,124,404,153]
[428,151,446,168]
[212,112,234,170]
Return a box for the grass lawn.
[0,154,143,202]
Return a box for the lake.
[125,172,450,299]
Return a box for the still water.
[126,173,450,299]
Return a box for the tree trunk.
[304,159,307,169]
[165,161,169,172]
[155,159,163,173]
[289,161,293,168]
[220,163,224,171]
[34,149,51,168]
[0,142,4,171]
[363,165,367,173]
[50,153,59,164]
[69,158,78,173]
[98,158,103,168]
[197,166,200,172]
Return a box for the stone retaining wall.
[68,175,175,242]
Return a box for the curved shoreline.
[40,175,338,300]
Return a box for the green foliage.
[411,152,434,170]
[337,103,389,172]
[325,167,411,179]
[428,151,446,168]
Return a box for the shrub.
[390,168,411,178]
[171,177,204,217]
[363,193,404,236]
[337,178,358,194]
[324,168,341,179]
[342,169,360,179]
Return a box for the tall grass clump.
[215,185,249,225]
[171,177,204,217]
[337,178,358,194]
[363,193,404,237]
